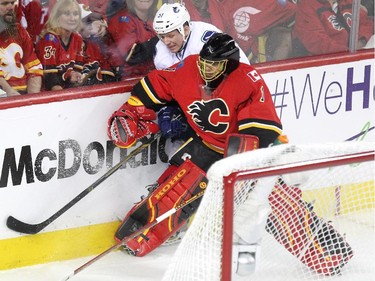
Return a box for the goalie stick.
[6,133,160,235]
[61,188,206,281]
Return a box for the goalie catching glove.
[115,160,207,257]
[107,96,159,148]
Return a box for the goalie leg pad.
[266,182,353,276]
[115,159,207,256]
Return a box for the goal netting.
[162,141,375,281]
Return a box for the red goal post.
[222,148,374,280]
[162,142,375,281]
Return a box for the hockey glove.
[157,106,188,140]
[62,67,74,81]
[107,96,159,148]
[126,36,159,65]
[82,62,102,84]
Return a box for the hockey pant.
[114,159,207,256]
[266,182,354,276]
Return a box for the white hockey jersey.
[153,21,249,70]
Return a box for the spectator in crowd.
[80,5,122,84]
[87,0,126,21]
[22,0,57,44]
[107,0,158,78]
[361,0,374,17]
[182,0,237,38]
[35,0,86,91]
[88,0,110,17]
[218,0,297,63]
[21,0,110,45]
[105,0,128,20]
[0,0,43,96]
[292,0,374,57]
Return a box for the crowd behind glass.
[0,0,373,96]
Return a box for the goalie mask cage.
[162,142,375,281]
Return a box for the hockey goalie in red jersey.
[107,33,353,276]
[107,32,282,257]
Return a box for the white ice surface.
[0,244,178,281]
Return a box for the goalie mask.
[197,33,240,90]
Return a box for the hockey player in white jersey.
[152,2,249,70]
[125,2,249,70]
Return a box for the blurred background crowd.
[0,0,373,96]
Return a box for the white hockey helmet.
[153,3,190,36]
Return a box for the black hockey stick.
[62,189,206,281]
[6,134,160,235]
[158,135,169,163]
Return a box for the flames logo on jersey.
[328,12,352,31]
[328,15,342,31]
[187,98,230,134]
[0,43,26,79]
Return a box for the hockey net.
[162,142,375,281]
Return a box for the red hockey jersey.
[107,8,156,77]
[293,0,374,55]
[219,0,296,55]
[132,55,282,150]
[0,24,43,92]
[22,0,57,44]
[83,37,120,80]
[36,32,85,90]
[183,0,237,39]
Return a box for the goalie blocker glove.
[115,159,208,257]
[107,96,159,148]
